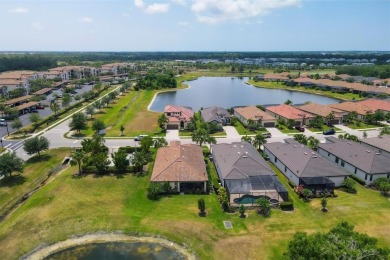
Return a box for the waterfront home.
[266,104,314,126]
[200,106,231,127]
[298,103,346,125]
[318,137,390,184]
[151,141,208,193]
[234,106,277,127]
[264,139,349,194]
[164,105,194,130]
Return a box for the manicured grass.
[179,130,226,137]
[248,80,363,101]
[277,126,301,134]
[0,148,70,217]
[346,122,383,130]
[307,125,342,132]
[234,121,268,136]
[0,149,389,260]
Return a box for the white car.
[0,119,7,126]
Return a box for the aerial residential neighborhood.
[0,0,389,259]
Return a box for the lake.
[44,241,186,260]
[149,77,339,112]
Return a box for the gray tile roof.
[318,137,390,174]
[264,141,349,178]
[360,135,390,153]
[201,106,231,124]
[211,142,275,180]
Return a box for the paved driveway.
[166,130,179,141]
[267,127,288,138]
[223,126,240,139]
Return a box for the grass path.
[0,150,389,260]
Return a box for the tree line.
[336,65,390,79]
[0,55,57,72]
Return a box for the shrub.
[301,188,313,202]
[217,187,230,212]
[321,198,328,212]
[257,197,271,217]
[350,174,366,186]
[341,178,357,194]
[198,198,206,216]
[118,146,137,153]
[280,201,294,211]
[239,204,246,217]
[147,183,161,200]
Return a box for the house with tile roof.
[164,105,194,130]
[318,137,390,184]
[264,139,349,193]
[328,101,373,120]
[298,103,346,125]
[0,71,38,97]
[265,104,315,126]
[200,106,231,127]
[211,142,288,204]
[358,99,390,114]
[360,135,390,158]
[151,141,208,193]
[234,106,277,127]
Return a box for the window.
[328,152,330,156]
[285,166,287,172]
[370,175,373,182]
[365,174,368,180]
[354,168,357,174]
[341,161,345,167]
[335,157,339,163]
[274,157,278,163]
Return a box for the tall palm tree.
[326,112,336,126]
[153,137,168,149]
[70,150,85,175]
[253,134,267,150]
[241,135,253,144]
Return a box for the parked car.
[323,129,336,135]
[262,132,272,138]
[0,119,7,126]
[134,134,148,141]
[30,110,39,113]
[36,105,45,109]
[295,126,305,132]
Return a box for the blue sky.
[0,0,389,51]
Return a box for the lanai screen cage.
[300,177,335,195]
[226,175,288,206]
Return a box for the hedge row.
[280,201,294,211]
[82,165,136,174]
[350,174,366,186]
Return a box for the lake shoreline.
[21,233,196,260]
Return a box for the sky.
[0,0,389,52]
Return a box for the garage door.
[263,122,275,127]
[167,124,179,130]
[330,119,340,125]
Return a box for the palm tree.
[257,197,271,217]
[157,114,168,131]
[241,135,253,144]
[253,134,267,150]
[307,136,320,150]
[70,150,85,175]
[191,128,216,146]
[284,99,293,105]
[120,125,125,136]
[50,101,61,117]
[326,112,336,126]
[153,137,168,149]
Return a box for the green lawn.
[277,125,301,134]
[234,121,268,136]
[0,149,389,260]
[248,80,362,101]
[307,125,342,132]
[179,130,226,137]
[0,148,70,217]
[346,122,383,130]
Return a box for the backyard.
[0,149,389,260]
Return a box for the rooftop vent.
[243,155,248,158]
[304,152,307,155]
[348,142,351,145]
[366,150,371,153]
[375,152,381,155]
[245,151,248,154]
[293,145,297,148]
[312,155,317,158]
[233,145,237,148]
[238,152,241,154]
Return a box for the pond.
[44,241,187,260]
[149,77,339,112]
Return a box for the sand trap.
[22,233,196,260]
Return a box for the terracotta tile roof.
[0,79,22,85]
[294,78,390,95]
[151,142,207,182]
[234,106,276,121]
[358,99,390,112]
[328,102,374,115]
[32,88,53,95]
[0,71,36,80]
[164,105,194,122]
[266,104,314,120]
[298,103,346,118]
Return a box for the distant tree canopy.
[0,55,57,72]
[336,65,390,79]
[135,70,177,90]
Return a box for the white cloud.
[8,7,29,14]
[122,12,129,17]
[134,0,169,14]
[172,0,187,5]
[79,17,93,23]
[191,0,301,24]
[178,21,190,27]
[32,22,43,30]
